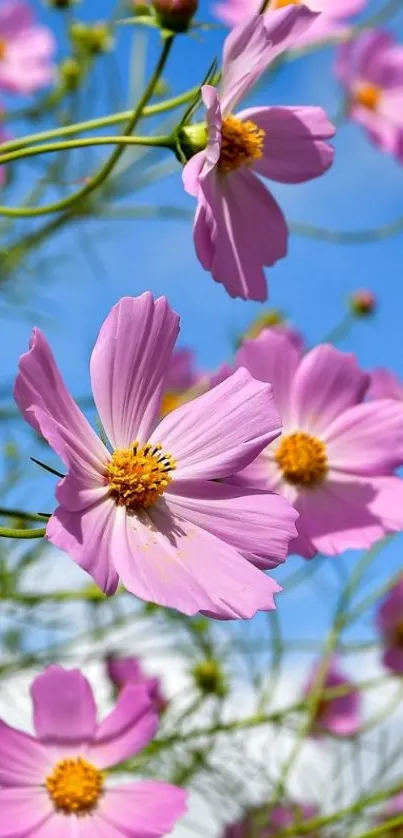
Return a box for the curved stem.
[0,134,173,171]
[0,507,48,522]
[0,526,46,539]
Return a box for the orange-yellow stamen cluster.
[45,757,104,815]
[275,431,328,487]
[272,0,301,7]
[354,82,381,111]
[106,441,175,509]
[0,39,7,60]
[219,116,265,173]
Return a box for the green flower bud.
[192,659,227,697]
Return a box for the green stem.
[0,508,48,522]
[0,526,46,539]
[0,134,173,171]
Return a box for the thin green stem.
[0,526,46,539]
[0,134,173,171]
[0,508,48,522]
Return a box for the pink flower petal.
[237,106,335,183]
[153,367,281,480]
[235,329,301,425]
[99,781,187,838]
[291,345,369,436]
[88,684,158,769]
[46,498,119,596]
[0,719,50,786]
[182,150,207,197]
[383,647,403,675]
[0,0,33,37]
[112,502,281,618]
[90,294,179,450]
[221,8,317,114]
[0,788,52,838]
[13,328,108,476]
[31,666,97,748]
[325,400,403,475]
[166,479,297,568]
[368,368,403,401]
[376,579,403,632]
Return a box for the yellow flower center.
[106,441,175,510]
[0,39,7,60]
[275,431,328,487]
[354,82,381,111]
[219,116,265,173]
[272,0,301,8]
[45,757,104,815]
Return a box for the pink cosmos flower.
[0,0,55,95]
[375,578,403,675]
[368,369,403,402]
[161,347,200,415]
[106,655,168,713]
[224,802,318,838]
[336,30,403,164]
[14,293,298,619]
[0,665,186,837]
[230,329,403,558]
[213,0,366,47]
[304,657,360,737]
[182,10,335,301]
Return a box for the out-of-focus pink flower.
[161,347,200,415]
[368,369,403,402]
[0,0,55,95]
[182,10,335,301]
[106,655,168,713]
[242,311,304,350]
[304,657,360,737]
[376,578,403,675]
[224,802,319,838]
[376,792,403,835]
[350,289,377,316]
[213,0,366,46]
[0,665,186,835]
[336,30,403,164]
[230,329,403,558]
[14,293,298,619]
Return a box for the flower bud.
[152,0,198,32]
[59,58,82,90]
[244,309,285,340]
[177,122,207,161]
[192,659,227,697]
[70,21,113,55]
[350,289,377,317]
[46,0,79,8]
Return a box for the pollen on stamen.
[272,0,301,8]
[354,82,381,111]
[45,757,104,816]
[275,431,328,488]
[106,440,176,510]
[219,115,265,174]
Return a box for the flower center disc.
[354,82,381,111]
[0,39,7,60]
[106,441,176,510]
[272,0,301,7]
[275,431,328,487]
[219,116,265,173]
[45,757,104,815]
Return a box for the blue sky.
[0,0,403,649]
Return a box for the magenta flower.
[14,293,298,618]
[304,657,360,737]
[224,802,318,838]
[106,655,168,713]
[0,665,186,836]
[336,30,403,164]
[230,329,403,558]
[376,578,403,675]
[214,0,365,45]
[0,0,55,95]
[368,368,403,402]
[182,10,335,301]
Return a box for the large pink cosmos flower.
[229,329,403,558]
[14,293,298,618]
[304,657,360,737]
[0,0,55,95]
[182,10,335,301]
[0,665,186,837]
[336,30,403,164]
[224,802,318,838]
[368,368,403,402]
[106,655,168,713]
[213,0,365,46]
[375,578,403,676]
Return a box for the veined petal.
[0,720,51,787]
[112,502,281,618]
[88,685,158,769]
[99,782,187,838]
[235,329,301,425]
[152,367,281,480]
[46,498,119,596]
[167,480,297,568]
[0,788,52,838]
[325,400,403,475]
[90,294,180,450]
[237,106,335,183]
[31,666,97,747]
